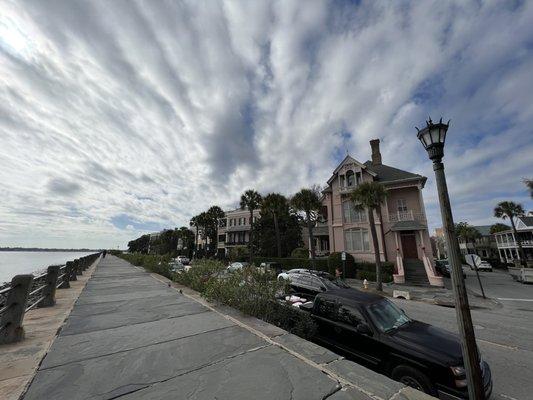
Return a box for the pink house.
[319,139,443,286]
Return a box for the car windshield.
[366,299,411,333]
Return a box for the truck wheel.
[391,365,436,396]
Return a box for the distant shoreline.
[0,248,102,252]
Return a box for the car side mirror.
[320,286,327,292]
[357,322,372,336]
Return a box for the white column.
[417,183,428,222]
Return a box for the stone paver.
[120,345,340,400]
[326,359,404,400]
[272,333,341,365]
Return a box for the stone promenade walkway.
[22,256,430,400]
[21,256,341,400]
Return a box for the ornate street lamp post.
[417,118,485,399]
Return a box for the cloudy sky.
[1,0,532,249]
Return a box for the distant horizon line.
[0,247,108,252]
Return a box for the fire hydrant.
[363,279,369,290]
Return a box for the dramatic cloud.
[0,0,532,248]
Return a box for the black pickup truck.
[299,288,492,399]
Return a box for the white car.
[169,261,185,273]
[475,261,493,272]
[277,269,311,281]
[176,256,190,265]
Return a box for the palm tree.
[489,223,509,234]
[262,193,288,258]
[494,201,527,267]
[524,179,533,198]
[189,215,199,257]
[206,206,225,255]
[350,181,388,291]
[291,188,322,262]
[455,222,481,255]
[240,190,263,263]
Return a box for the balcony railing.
[339,185,357,194]
[225,241,248,246]
[387,210,426,223]
[497,240,533,248]
[226,225,252,232]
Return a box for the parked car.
[278,269,346,296]
[278,268,313,281]
[474,261,492,272]
[299,289,492,399]
[176,255,190,265]
[435,259,466,279]
[227,261,250,272]
[169,260,185,273]
[278,269,333,281]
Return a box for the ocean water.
[0,251,94,284]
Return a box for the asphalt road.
[393,269,533,400]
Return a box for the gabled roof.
[517,216,533,229]
[363,161,425,185]
[471,225,494,236]
[327,155,376,185]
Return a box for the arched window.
[346,170,355,186]
[345,228,370,252]
[342,202,367,223]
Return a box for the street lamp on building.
[417,118,485,399]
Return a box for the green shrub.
[177,262,317,338]
[355,261,394,282]
[174,259,225,292]
[228,246,249,262]
[290,248,309,259]
[116,253,173,279]
[328,252,356,277]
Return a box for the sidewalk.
[21,256,432,400]
[345,279,500,310]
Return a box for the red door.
[401,233,418,259]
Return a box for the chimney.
[370,139,382,166]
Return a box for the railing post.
[75,259,82,276]
[66,261,77,281]
[60,265,70,289]
[0,275,33,344]
[40,265,60,307]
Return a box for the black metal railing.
[0,252,101,345]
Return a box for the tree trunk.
[273,212,282,258]
[195,226,199,258]
[368,208,382,291]
[249,209,254,263]
[510,217,527,268]
[307,212,316,263]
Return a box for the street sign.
[464,254,486,299]
[341,251,346,261]
[465,254,481,268]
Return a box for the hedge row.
[117,253,173,279]
[175,260,317,338]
